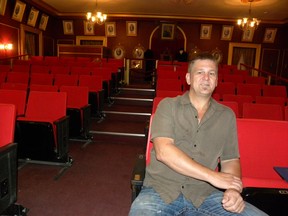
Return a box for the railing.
[240,63,288,86]
[0,54,30,66]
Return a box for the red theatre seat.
[15,91,72,165]
[60,85,91,139]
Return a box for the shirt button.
[182,186,184,189]
[194,144,197,147]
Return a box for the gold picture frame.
[126,21,137,36]
[0,0,7,16]
[221,25,234,41]
[113,44,125,59]
[200,24,212,39]
[27,7,39,27]
[39,14,49,31]
[242,29,254,42]
[84,21,94,35]
[12,0,26,22]
[105,22,116,37]
[263,28,277,43]
[63,20,74,35]
[131,60,143,69]
[161,23,174,40]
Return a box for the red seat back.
[25,91,67,120]
[237,119,288,187]
[242,103,283,120]
[0,89,27,116]
[0,104,16,147]
[60,86,89,108]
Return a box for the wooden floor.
[16,82,154,216]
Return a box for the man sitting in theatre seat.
[129,52,267,216]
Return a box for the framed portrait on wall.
[63,20,74,35]
[263,28,277,43]
[27,7,39,27]
[161,23,174,40]
[105,22,116,37]
[84,21,94,35]
[126,21,137,36]
[242,28,254,42]
[0,0,7,16]
[12,0,26,22]
[200,24,212,39]
[39,14,49,31]
[113,44,125,59]
[221,25,234,40]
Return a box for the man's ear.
[185,73,191,85]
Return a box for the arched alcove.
[149,25,186,60]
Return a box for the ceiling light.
[237,0,260,31]
[86,0,107,25]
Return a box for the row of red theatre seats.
[7,56,124,67]
[0,64,119,76]
[0,74,105,94]
[152,94,288,121]
[156,78,287,100]
[157,69,265,84]
[0,87,89,120]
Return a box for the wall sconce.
[0,43,13,50]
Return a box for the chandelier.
[86,0,107,25]
[237,0,260,31]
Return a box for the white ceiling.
[34,0,288,24]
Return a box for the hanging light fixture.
[86,0,107,25]
[237,0,260,31]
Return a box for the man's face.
[186,59,218,96]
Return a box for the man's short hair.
[188,52,218,73]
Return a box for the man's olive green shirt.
[144,92,239,208]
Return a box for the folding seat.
[30,73,54,85]
[222,74,244,85]
[0,89,27,117]
[262,85,287,98]
[213,82,236,100]
[54,74,78,89]
[255,96,286,108]
[30,56,44,62]
[50,65,70,75]
[60,86,91,140]
[0,103,16,147]
[0,71,7,83]
[29,84,59,92]
[245,76,265,85]
[156,90,183,98]
[0,65,11,72]
[0,104,20,214]
[212,93,220,101]
[233,69,249,77]
[6,72,29,84]
[218,68,231,75]
[242,103,283,120]
[157,70,179,80]
[91,67,113,101]
[78,75,104,118]
[218,101,239,118]
[236,83,261,101]
[11,64,30,73]
[0,83,28,91]
[237,119,288,215]
[30,64,50,74]
[285,106,288,121]
[44,56,60,64]
[156,79,183,92]
[222,94,253,117]
[70,66,91,75]
[15,91,71,166]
